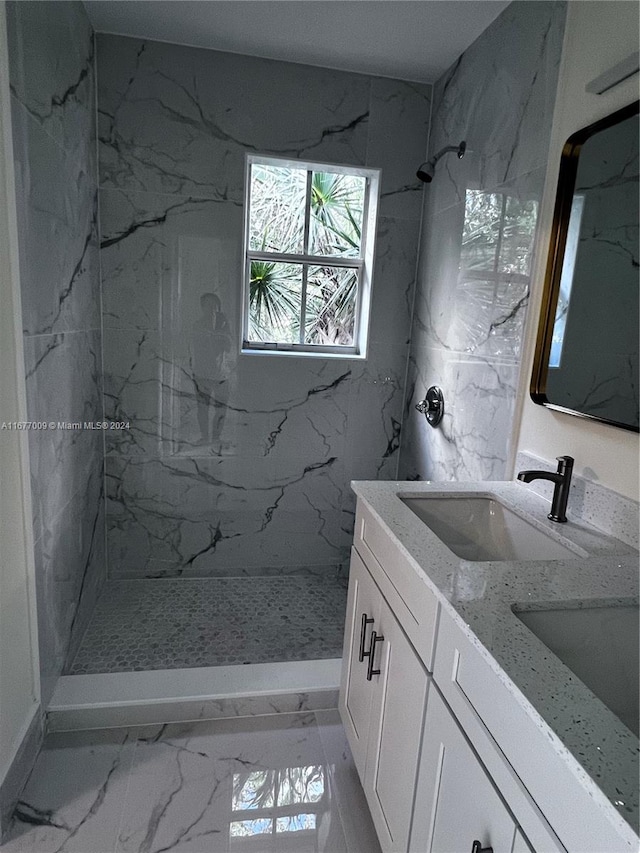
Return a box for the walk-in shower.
[9,2,430,703]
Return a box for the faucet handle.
[556,455,574,471]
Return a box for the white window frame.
[241,154,380,358]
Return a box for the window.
[242,155,380,356]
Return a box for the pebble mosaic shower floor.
[66,576,348,674]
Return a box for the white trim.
[48,659,341,730]
[0,704,40,785]
[246,153,380,181]
[585,50,639,95]
[299,168,313,343]
[247,250,364,269]
[239,348,366,361]
[0,0,41,785]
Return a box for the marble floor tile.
[1,729,137,853]
[115,714,348,853]
[315,710,383,853]
[67,576,348,674]
[2,713,378,853]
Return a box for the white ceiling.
[83,1,511,84]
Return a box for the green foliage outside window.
[247,162,369,348]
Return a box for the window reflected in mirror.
[548,194,584,368]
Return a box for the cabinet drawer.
[410,683,518,853]
[355,501,439,671]
[434,609,625,853]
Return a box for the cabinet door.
[410,685,517,853]
[339,547,382,779]
[365,593,429,853]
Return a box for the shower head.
[416,140,466,184]
[416,164,434,183]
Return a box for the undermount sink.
[515,604,640,737]
[399,494,579,562]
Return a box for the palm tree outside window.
[242,155,380,356]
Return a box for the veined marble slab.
[96,33,429,577]
[426,1,566,216]
[399,0,567,485]
[7,0,106,709]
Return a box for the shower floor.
[67,575,348,675]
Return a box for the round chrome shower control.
[415,386,445,427]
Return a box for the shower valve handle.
[415,386,445,427]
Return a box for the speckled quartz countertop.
[351,479,639,842]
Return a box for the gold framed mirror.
[531,99,639,432]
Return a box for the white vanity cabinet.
[340,547,430,853]
[340,500,571,853]
[341,544,534,853]
[409,684,531,853]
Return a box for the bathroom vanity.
[339,481,639,853]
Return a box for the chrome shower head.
[416,140,466,184]
[416,164,434,183]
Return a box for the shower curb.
[47,659,341,731]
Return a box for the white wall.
[0,0,41,793]
[513,0,639,501]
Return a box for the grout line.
[23,327,102,340]
[395,83,434,478]
[94,29,111,591]
[110,728,140,853]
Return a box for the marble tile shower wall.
[97,35,431,578]
[7,1,105,702]
[399,1,567,482]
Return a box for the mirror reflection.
[230,766,326,840]
[532,101,639,431]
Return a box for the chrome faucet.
[517,455,574,523]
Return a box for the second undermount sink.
[399,495,579,562]
[515,603,640,737]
